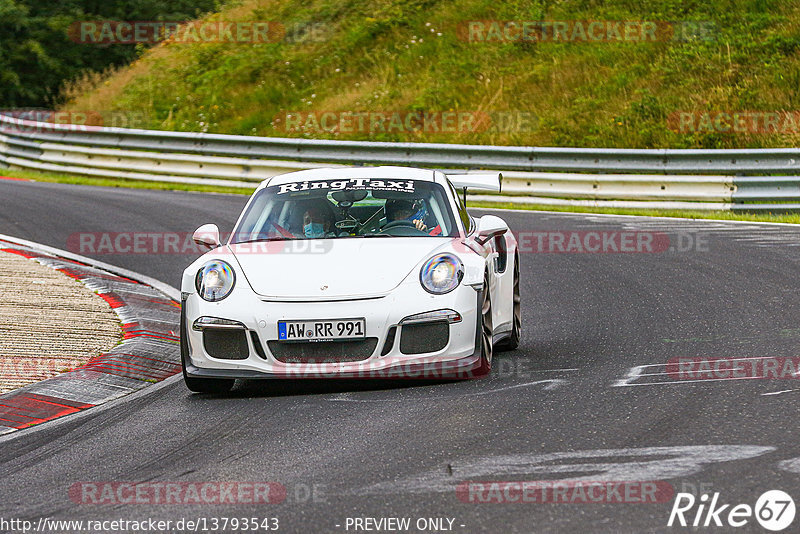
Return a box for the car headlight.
[420,254,463,294]
[195,260,236,302]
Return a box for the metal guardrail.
[1,112,798,211]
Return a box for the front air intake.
[203,329,249,360]
[399,321,449,355]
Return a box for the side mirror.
[193,223,221,249]
[475,215,508,244]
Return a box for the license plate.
[277,318,366,342]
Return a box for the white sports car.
[180,166,520,393]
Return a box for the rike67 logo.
[668,490,795,531]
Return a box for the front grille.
[203,329,249,360]
[399,321,449,355]
[268,338,378,363]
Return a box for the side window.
[447,179,472,235]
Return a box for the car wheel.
[474,270,493,377]
[497,252,521,352]
[180,308,235,394]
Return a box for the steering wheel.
[382,220,416,230]
[378,219,428,237]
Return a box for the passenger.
[300,206,336,238]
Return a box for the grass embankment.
[61,0,800,149]
[40,2,800,221]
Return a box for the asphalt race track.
[2,179,800,533]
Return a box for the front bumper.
[182,280,483,380]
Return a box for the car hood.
[231,238,453,300]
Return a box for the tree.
[0,0,220,108]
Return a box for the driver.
[384,199,428,231]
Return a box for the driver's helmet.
[385,199,427,222]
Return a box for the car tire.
[496,252,521,352]
[180,307,235,394]
[474,270,493,377]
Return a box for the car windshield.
[231,178,459,243]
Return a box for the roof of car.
[263,166,437,188]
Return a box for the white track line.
[762,389,800,396]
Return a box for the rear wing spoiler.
[446,173,502,193]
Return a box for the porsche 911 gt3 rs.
[180,166,520,393]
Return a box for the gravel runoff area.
[0,250,122,393]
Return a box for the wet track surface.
[1,179,800,532]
